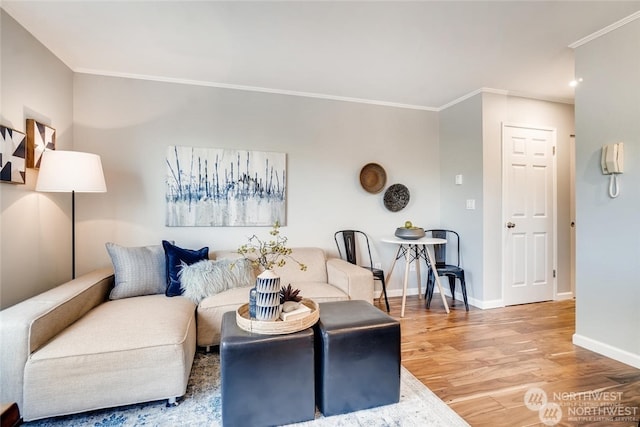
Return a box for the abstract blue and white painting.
[166,146,286,226]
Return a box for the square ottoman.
[220,311,315,427]
[314,300,400,416]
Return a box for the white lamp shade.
[36,150,107,193]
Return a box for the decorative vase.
[249,287,257,319]
[255,269,281,321]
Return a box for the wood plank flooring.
[374,295,640,427]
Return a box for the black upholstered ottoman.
[314,300,401,416]
[220,311,315,427]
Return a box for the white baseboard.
[555,291,574,300]
[381,287,503,310]
[573,333,640,369]
[473,298,504,309]
[384,287,420,298]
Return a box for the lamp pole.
[36,151,106,281]
[72,190,76,279]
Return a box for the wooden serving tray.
[236,298,319,335]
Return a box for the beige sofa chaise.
[0,269,197,422]
[0,246,373,422]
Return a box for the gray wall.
[574,18,639,367]
[439,93,484,302]
[72,74,440,299]
[440,92,574,307]
[0,11,74,308]
[1,10,440,309]
[0,11,580,319]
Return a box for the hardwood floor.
[374,295,640,427]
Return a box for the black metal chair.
[334,230,390,312]
[424,229,468,311]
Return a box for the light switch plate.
[455,174,463,185]
[466,199,476,210]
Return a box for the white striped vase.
[255,269,282,321]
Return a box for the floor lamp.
[36,151,107,279]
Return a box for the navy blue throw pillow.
[162,240,209,297]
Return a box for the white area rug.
[26,350,469,426]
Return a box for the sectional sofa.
[0,246,373,421]
[199,248,374,349]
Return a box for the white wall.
[0,11,74,309]
[72,74,440,298]
[573,18,640,368]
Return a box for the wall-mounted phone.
[601,142,624,198]
[601,142,624,174]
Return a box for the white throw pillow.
[106,242,168,300]
[179,258,255,304]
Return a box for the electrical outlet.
[410,263,416,271]
[374,263,382,269]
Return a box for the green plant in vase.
[236,222,306,321]
[237,221,307,272]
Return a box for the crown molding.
[75,69,573,113]
[74,68,439,112]
[437,88,506,111]
[569,10,640,49]
[437,88,573,112]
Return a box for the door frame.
[501,122,558,305]
[569,135,576,297]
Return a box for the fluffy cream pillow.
[179,258,255,303]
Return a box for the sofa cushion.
[195,282,348,347]
[214,247,328,284]
[287,282,350,302]
[106,242,167,299]
[163,240,209,297]
[179,258,255,304]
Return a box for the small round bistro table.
[381,236,449,317]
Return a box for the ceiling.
[3,1,639,110]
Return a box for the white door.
[502,124,556,305]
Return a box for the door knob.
[506,222,516,229]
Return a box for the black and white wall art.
[26,119,56,169]
[166,146,287,227]
[0,125,27,184]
